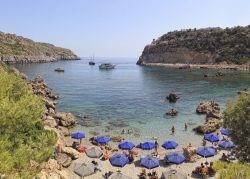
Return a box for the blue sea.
[13,58,250,146]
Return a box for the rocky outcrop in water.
[165,108,178,116]
[137,25,250,66]
[193,101,222,134]
[166,93,179,103]
[196,101,220,114]
[0,32,79,63]
[193,118,221,134]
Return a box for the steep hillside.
[0,32,79,63]
[137,25,250,66]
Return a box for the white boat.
[99,63,116,70]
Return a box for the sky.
[0,0,250,58]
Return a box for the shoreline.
[13,69,223,178]
[12,66,230,179]
[140,62,250,71]
[12,68,229,179]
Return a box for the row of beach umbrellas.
[204,133,235,148]
[83,146,219,168]
[72,134,234,150]
[71,128,230,145]
[75,162,187,179]
[108,146,220,168]
[109,152,186,169]
[71,128,230,141]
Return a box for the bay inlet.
[13,58,250,146]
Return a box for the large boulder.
[58,126,70,136]
[48,92,59,100]
[38,159,70,179]
[55,112,75,127]
[45,100,56,110]
[193,118,221,134]
[48,108,56,115]
[166,93,179,103]
[61,147,80,159]
[196,101,220,114]
[41,159,60,170]
[206,111,221,120]
[57,153,72,168]
[44,116,57,128]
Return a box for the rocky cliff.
[0,32,79,63]
[137,25,250,66]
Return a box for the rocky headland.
[137,25,250,70]
[0,31,79,63]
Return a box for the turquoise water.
[13,58,250,146]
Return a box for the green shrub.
[223,91,250,162]
[213,161,250,179]
[0,66,57,178]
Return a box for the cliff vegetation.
[0,63,57,178]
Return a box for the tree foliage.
[0,65,57,178]
[213,161,250,179]
[223,91,250,162]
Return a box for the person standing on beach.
[185,123,188,131]
[155,140,159,154]
[202,139,207,146]
[172,126,175,134]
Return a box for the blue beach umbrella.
[71,132,85,144]
[162,141,178,149]
[140,142,156,150]
[140,156,159,169]
[219,140,235,149]
[119,141,135,150]
[109,153,129,167]
[220,129,229,135]
[71,132,85,139]
[166,152,186,164]
[196,146,216,158]
[204,134,220,142]
[95,136,111,144]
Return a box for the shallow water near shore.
[13,58,250,146]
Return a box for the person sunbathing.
[128,153,134,163]
[220,153,230,162]
[72,141,80,150]
[102,150,111,160]
[139,169,147,179]
[94,161,102,172]
[150,170,159,179]
[201,165,209,175]
[198,163,204,173]
[152,151,159,158]
[104,171,113,179]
